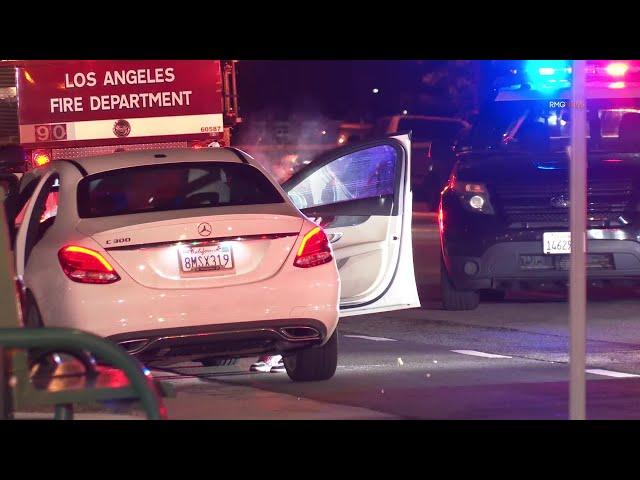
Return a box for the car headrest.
[618,112,640,149]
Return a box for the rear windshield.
[77,162,284,218]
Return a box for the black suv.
[439,94,640,310]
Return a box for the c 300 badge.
[113,119,131,138]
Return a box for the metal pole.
[569,60,587,420]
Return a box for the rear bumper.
[444,238,640,290]
[34,250,340,342]
[108,318,329,362]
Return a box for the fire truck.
[0,60,240,173]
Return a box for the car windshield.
[77,162,284,218]
[466,98,640,154]
[396,118,466,143]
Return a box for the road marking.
[343,334,397,342]
[586,369,640,378]
[337,364,388,370]
[451,350,513,359]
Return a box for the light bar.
[524,60,572,92]
[606,62,629,77]
[496,60,640,100]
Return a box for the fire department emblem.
[113,119,131,138]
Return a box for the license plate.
[179,244,234,273]
[543,232,571,254]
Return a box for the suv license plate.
[543,232,571,254]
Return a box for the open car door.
[13,169,57,278]
[283,133,420,316]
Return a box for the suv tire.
[441,258,480,311]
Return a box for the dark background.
[237,60,501,122]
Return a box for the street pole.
[569,59,587,420]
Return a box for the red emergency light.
[32,149,51,167]
[190,140,222,149]
[606,62,629,77]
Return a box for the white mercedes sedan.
[4,134,419,381]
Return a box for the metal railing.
[0,328,168,420]
[0,180,169,420]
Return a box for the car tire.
[441,259,480,311]
[200,357,238,367]
[24,293,44,329]
[284,330,338,382]
[23,294,56,370]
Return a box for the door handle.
[328,232,343,244]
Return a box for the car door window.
[288,145,397,210]
[5,176,39,249]
[0,177,15,202]
[15,182,58,228]
[1,175,18,227]
[283,134,419,314]
[23,174,59,264]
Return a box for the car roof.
[65,147,248,176]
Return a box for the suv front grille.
[492,179,634,228]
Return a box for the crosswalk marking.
[344,334,398,342]
[586,369,640,378]
[451,350,513,359]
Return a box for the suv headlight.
[446,175,495,214]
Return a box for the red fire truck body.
[0,60,240,170]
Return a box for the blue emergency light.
[523,60,573,91]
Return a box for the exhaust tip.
[118,339,150,354]
[279,327,321,340]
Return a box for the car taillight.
[294,227,333,268]
[58,245,120,284]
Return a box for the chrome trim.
[133,326,320,354]
[104,232,299,251]
[118,338,150,355]
[278,327,321,340]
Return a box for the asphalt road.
[142,203,640,420]
[20,203,640,419]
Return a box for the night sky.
[237,60,429,121]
